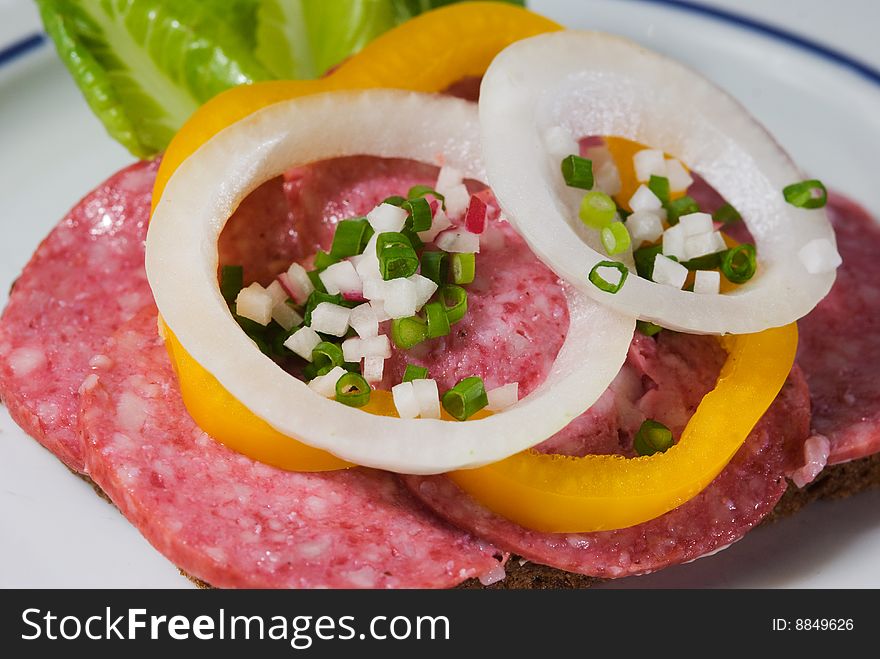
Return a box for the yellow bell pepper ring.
[151,2,561,471]
[447,323,798,533]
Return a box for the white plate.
[1,0,879,588]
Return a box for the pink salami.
[78,307,502,589]
[0,160,157,471]
[797,194,880,464]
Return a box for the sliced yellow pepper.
[448,323,797,532]
[152,2,561,470]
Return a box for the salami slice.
[404,342,811,579]
[78,306,502,589]
[0,160,157,472]
[797,194,880,464]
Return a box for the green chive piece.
[588,260,629,294]
[601,221,632,256]
[648,175,670,205]
[440,285,468,324]
[425,301,451,339]
[382,195,406,207]
[401,227,424,251]
[306,269,327,293]
[330,218,373,258]
[335,372,371,408]
[391,316,428,349]
[713,202,742,224]
[311,341,344,376]
[442,376,489,421]
[407,184,446,209]
[561,155,594,190]
[451,252,476,285]
[720,244,757,284]
[665,196,700,225]
[403,364,429,382]
[403,197,433,232]
[634,244,662,280]
[579,190,617,229]
[220,265,243,305]
[681,251,723,271]
[234,311,272,357]
[376,232,418,280]
[636,320,663,337]
[634,419,674,456]
[420,250,448,285]
[304,291,342,325]
[313,250,339,271]
[783,179,827,209]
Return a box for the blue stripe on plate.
[0,32,46,68]
[629,0,880,86]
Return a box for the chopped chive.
[403,364,429,382]
[783,179,827,209]
[579,190,617,229]
[391,315,428,349]
[425,301,451,338]
[311,341,344,376]
[588,260,628,294]
[407,184,445,209]
[234,311,272,357]
[330,218,373,258]
[601,221,632,256]
[313,250,339,271]
[420,250,448,285]
[376,232,418,280]
[636,320,663,337]
[634,244,662,279]
[561,154,594,190]
[665,195,700,225]
[634,419,674,456]
[440,284,468,324]
[220,265,243,305]
[335,372,371,408]
[648,175,670,205]
[720,244,757,284]
[451,252,475,284]
[713,202,742,224]
[307,269,327,293]
[382,195,406,207]
[681,251,723,271]
[442,376,489,421]
[402,197,433,232]
[304,291,342,325]
[401,227,424,251]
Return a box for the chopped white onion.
[148,89,635,473]
[362,278,387,302]
[349,303,379,337]
[443,184,470,218]
[283,326,321,361]
[633,149,666,182]
[370,299,392,323]
[284,263,315,305]
[678,212,714,236]
[380,278,419,319]
[435,230,480,253]
[367,203,408,233]
[436,165,463,192]
[684,231,727,260]
[271,301,302,331]
[309,302,351,337]
[628,184,663,212]
[652,254,688,289]
[487,383,519,412]
[626,211,664,246]
[392,382,421,420]
[319,260,362,296]
[407,274,439,309]
[308,366,347,398]
[418,207,453,243]
[362,356,385,383]
[661,224,688,261]
[798,238,842,274]
[341,337,364,363]
[543,125,579,160]
[355,234,381,282]
[594,159,622,196]
[235,283,273,326]
[265,280,288,307]
[693,270,721,295]
[479,31,838,333]
[412,378,441,419]
[665,158,693,192]
[362,335,391,359]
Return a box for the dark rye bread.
[71,454,880,589]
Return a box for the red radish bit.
[429,199,440,216]
[464,195,487,234]
[342,291,367,303]
[276,272,297,301]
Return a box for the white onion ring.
[147,90,634,474]
[479,31,838,334]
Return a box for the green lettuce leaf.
[36,0,272,158]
